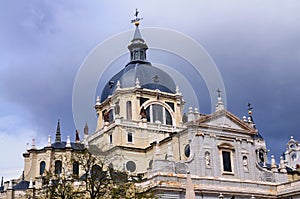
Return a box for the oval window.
[184,144,190,158]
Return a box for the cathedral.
[1,14,300,199]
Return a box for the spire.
[75,130,80,143]
[55,119,61,143]
[185,171,196,199]
[215,88,225,112]
[1,176,3,187]
[84,123,89,135]
[128,9,148,62]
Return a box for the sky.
[1,0,300,180]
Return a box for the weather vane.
[248,102,253,114]
[131,8,143,26]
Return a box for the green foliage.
[32,149,155,199]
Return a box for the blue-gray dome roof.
[100,23,176,102]
[101,61,176,102]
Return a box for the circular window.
[184,144,190,158]
[126,161,136,172]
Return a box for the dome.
[101,61,176,102]
[100,20,177,102]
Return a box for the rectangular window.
[127,132,133,143]
[222,151,232,172]
[109,134,113,144]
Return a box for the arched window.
[54,160,62,175]
[126,101,132,120]
[40,161,46,175]
[145,104,173,125]
[73,162,79,176]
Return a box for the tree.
[74,147,155,199]
[74,148,110,199]
[33,146,155,198]
[34,170,83,199]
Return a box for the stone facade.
[1,18,300,199]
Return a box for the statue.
[205,151,210,167]
[114,100,120,115]
[104,111,110,122]
[243,156,248,172]
[182,113,188,123]
[140,106,147,119]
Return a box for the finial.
[116,80,121,90]
[47,135,51,147]
[95,96,101,106]
[131,8,143,26]
[242,116,247,122]
[55,119,61,143]
[217,88,221,98]
[75,130,80,143]
[248,116,252,123]
[176,85,181,95]
[135,78,141,88]
[66,136,71,148]
[28,178,34,189]
[31,138,36,149]
[271,155,277,171]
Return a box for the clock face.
[292,153,297,161]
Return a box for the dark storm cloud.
[1,0,300,178]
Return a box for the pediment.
[197,109,255,134]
